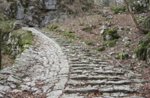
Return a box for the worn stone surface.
[0,27,69,98]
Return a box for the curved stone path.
[0,27,146,98]
[0,27,69,98]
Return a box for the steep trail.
[0,27,145,98]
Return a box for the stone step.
[67,80,131,86]
[71,64,108,68]
[70,71,125,76]
[99,86,136,93]
[64,86,136,94]
[71,67,94,71]
[70,62,90,64]
[61,94,84,98]
[64,87,99,94]
[92,71,125,75]
[70,75,126,80]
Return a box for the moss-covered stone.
[12,29,33,46]
[102,28,120,47]
[103,28,120,41]
[2,29,33,59]
[0,20,14,33]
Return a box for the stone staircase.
[45,31,145,98]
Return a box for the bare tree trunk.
[124,0,143,32]
[124,0,150,33]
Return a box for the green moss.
[103,28,120,40]
[102,28,120,47]
[0,13,7,21]
[63,31,76,39]
[111,6,126,14]
[0,20,14,33]
[12,29,33,46]
[2,29,33,57]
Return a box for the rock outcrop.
[0,0,96,27]
[2,0,58,27]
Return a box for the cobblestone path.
[0,28,146,98]
[0,28,69,98]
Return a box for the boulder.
[16,1,24,20]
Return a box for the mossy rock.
[2,29,33,57]
[12,29,33,46]
[103,28,120,41]
[0,20,14,33]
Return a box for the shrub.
[135,32,150,62]
[129,0,149,13]
[103,28,120,41]
[142,16,150,30]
